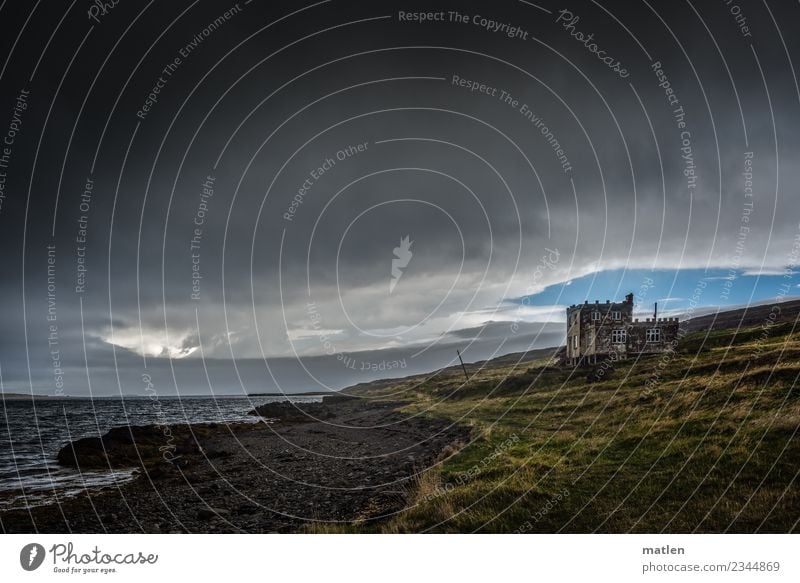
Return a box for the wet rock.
[248,395,361,422]
[248,401,332,422]
[56,424,206,469]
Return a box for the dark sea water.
[0,395,320,510]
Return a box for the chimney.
[653,302,658,321]
[625,292,634,304]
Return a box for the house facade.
[565,293,679,365]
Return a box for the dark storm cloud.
[1,1,798,394]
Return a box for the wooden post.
[457,349,469,382]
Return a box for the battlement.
[568,292,635,312]
[633,317,679,324]
[565,292,680,366]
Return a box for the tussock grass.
[347,323,800,533]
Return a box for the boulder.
[197,508,229,520]
[248,400,334,422]
[56,424,203,469]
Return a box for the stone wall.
[565,294,679,365]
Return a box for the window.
[611,329,626,344]
[591,311,600,321]
[612,311,621,321]
[646,328,661,343]
[572,335,579,349]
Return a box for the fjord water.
[0,395,317,510]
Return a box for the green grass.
[345,322,800,533]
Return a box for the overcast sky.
[0,0,798,395]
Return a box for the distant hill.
[341,345,558,395]
[0,393,69,400]
[249,391,333,397]
[682,298,800,332]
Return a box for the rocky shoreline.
[0,396,469,533]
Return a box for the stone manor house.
[565,293,679,366]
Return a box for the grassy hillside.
[337,319,800,533]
